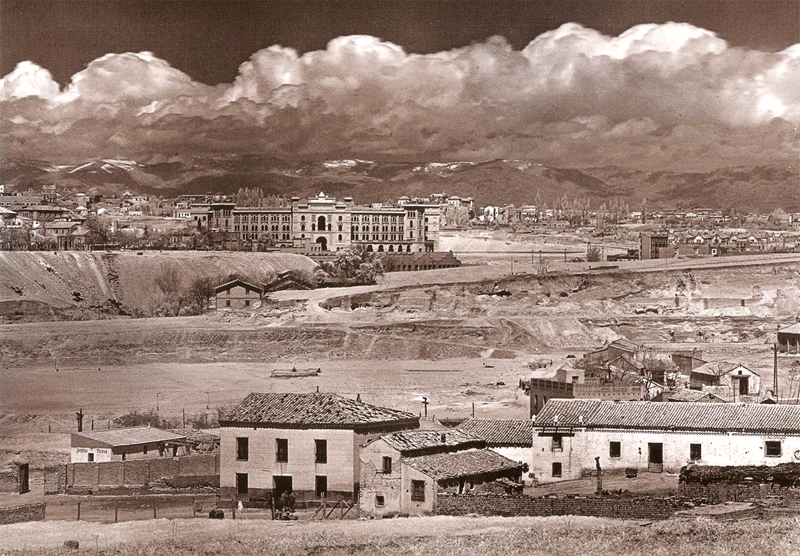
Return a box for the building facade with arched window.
[208,192,441,253]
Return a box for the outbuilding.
[70,427,187,463]
[778,322,800,354]
[214,279,263,310]
[457,419,534,482]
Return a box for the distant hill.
[1,156,797,212]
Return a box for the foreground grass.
[3,515,799,556]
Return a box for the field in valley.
[2,513,799,555]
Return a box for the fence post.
[153,503,157,519]
[115,501,119,523]
[193,496,197,518]
[77,501,81,521]
[43,502,46,521]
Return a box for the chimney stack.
[440,433,447,443]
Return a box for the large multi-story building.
[204,192,441,253]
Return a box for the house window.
[690,443,702,461]
[411,479,426,501]
[315,475,327,497]
[244,299,250,307]
[225,300,231,307]
[609,441,621,458]
[315,439,327,464]
[87,452,94,462]
[276,438,288,462]
[143,446,148,455]
[765,441,782,457]
[236,437,249,461]
[375,494,385,507]
[382,456,392,474]
[552,462,562,478]
[551,435,563,452]
[236,472,248,495]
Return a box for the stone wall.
[679,482,768,504]
[0,467,19,493]
[0,503,45,525]
[435,493,682,520]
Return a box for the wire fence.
[43,495,219,523]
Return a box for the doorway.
[648,443,664,473]
[273,475,293,500]
[315,236,327,251]
[18,463,29,494]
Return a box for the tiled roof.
[535,399,800,433]
[73,427,186,447]
[659,389,726,403]
[220,393,418,429]
[457,419,533,447]
[214,279,263,294]
[779,323,800,335]
[380,429,484,454]
[610,338,639,352]
[691,361,755,377]
[403,449,523,481]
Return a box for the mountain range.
[1,156,797,212]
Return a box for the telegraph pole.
[422,396,429,418]
[774,329,779,402]
[75,408,84,432]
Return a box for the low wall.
[677,482,800,504]
[434,493,682,520]
[45,454,220,493]
[0,503,45,525]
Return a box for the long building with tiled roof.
[403,449,523,481]
[379,429,485,455]
[532,399,800,484]
[219,392,419,503]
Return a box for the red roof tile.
[220,393,418,429]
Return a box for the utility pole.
[156,392,161,412]
[422,396,429,418]
[75,408,84,432]
[774,331,779,402]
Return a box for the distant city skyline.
[0,0,798,170]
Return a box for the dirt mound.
[0,251,317,321]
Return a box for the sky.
[1,0,799,169]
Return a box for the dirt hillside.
[0,251,317,320]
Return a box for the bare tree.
[154,261,186,315]
[190,276,216,313]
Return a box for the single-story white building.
[70,427,187,463]
[531,399,800,483]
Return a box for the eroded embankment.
[0,251,317,321]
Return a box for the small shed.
[70,427,187,462]
[214,279,263,310]
[401,449,524,515]
[778,322,800,354]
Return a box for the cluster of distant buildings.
[640,228,798,260]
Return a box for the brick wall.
[0,503,45,525]
[678,482,765,504]
[61,454,220,490]
[44,466,66,494]
[435,493,682,520]
[0,468,19,493]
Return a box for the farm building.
[688,362,760,401]
[531,399,800,484]
[70,427,187,463]
[778,321,800,354]
[652,389,727,403]
[214,279,263,310]
[219,392,419,503]
[359,429,485,516]
[457,419,534,481]
[400,449,524,515]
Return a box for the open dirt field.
[2,513,798,555]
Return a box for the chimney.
[579,415,584,425]
[554,415,559,425]
[440,433,447,443]
[356,394,361,402]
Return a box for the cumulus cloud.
[1,22,798,169]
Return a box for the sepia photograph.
[1,0,799,553]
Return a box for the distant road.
[269,252,800,303]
